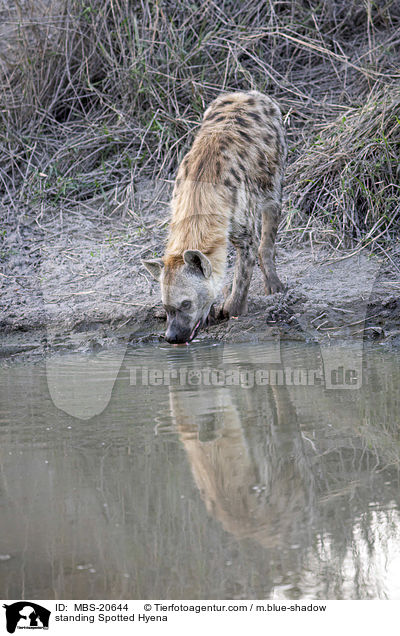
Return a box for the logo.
[2,603,50,633]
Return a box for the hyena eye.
[181,300,192,310]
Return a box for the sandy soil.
[1,187,399,358]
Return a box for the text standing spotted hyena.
[142,90,287,344]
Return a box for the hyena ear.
[183,249,212,279]
[141,258,164,281]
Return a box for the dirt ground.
[1,186,399,358]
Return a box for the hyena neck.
[204,246,227,291]
[164,179,230,286]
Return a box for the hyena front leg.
[220,240,256,318]
[258,197,284,295]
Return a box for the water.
[0,340,399,600]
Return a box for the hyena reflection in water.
[168,374,314,548]
[143,90,287,344]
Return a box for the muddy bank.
[0,203,399,358]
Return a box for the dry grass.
[285,87,400,247]
[1,0,400,248]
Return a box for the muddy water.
[0,341,399,600]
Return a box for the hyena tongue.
[187,319,201,344]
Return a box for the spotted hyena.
[142,90,287,344]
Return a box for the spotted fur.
[142,90,287,344]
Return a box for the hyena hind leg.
[258,198,284,295]
[219,240,256,319]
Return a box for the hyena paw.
[264,275,284,295]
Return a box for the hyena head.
[142,249,216,344]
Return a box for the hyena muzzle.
[142,90,287,344]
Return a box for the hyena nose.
[165,328,183,344]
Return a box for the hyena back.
[143,90,287,344]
